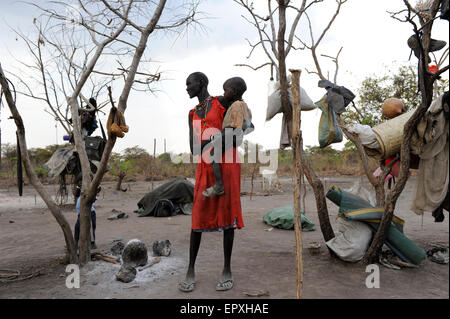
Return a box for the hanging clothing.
[280,114,291,149]
[189,96,244,232]
[318,80,356,115]
[411,93,449,215]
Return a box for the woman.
[178,72,244,293]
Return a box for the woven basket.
[365,110,415,159]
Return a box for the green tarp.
[263,205,316,231]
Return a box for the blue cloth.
[74,210,96,242]
[76,196,97,215]
[193,218,238,233]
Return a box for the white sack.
[326,217,373,262]
[266,85,316,121]
[347,124,380,150]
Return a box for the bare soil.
[0,176,448,299]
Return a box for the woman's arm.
[188,111,194,155]
[189,110,212,155]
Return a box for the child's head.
[223,77,247,103]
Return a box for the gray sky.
[0,0,448,155]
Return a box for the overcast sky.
[0,0,448,156]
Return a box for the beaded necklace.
[195,96,213,131]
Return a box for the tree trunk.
[0,64,78,264]
[300,152,335,242]
[75,2,168,265]
[277,1,292,138]
[78,197,93,263]
[375,183,385,207]
[116,171,126,191]
[276,1,334,245]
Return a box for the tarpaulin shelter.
[137,177,194,217]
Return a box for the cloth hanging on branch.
[107,106,129,138]
[280,114,291,149]
[317,80,355,115]
[411,92,449,215]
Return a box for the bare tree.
[1,0,201,264]
[361,0,448,263]
[235,0,351,242]
[235,0,309,134]
[300,0,448,263]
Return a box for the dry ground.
[0,176,448,299]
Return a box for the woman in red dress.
[179,72,244,293]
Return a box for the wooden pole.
[290,68,303,299]
[164,138,166,154]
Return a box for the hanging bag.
[317,97,343,148]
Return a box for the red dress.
[189,97,244,231]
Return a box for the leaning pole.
[290,69,303,299]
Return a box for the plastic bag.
[344,179,376,207]
[347,124,380,150]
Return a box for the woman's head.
[186,72,209,99]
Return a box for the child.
[202,77,253,197]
